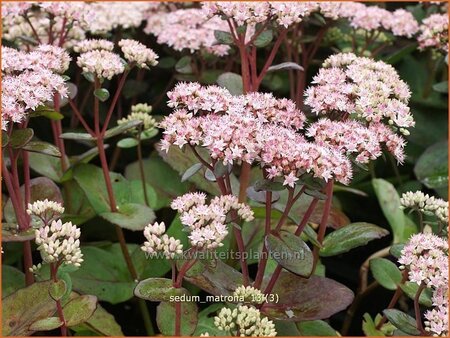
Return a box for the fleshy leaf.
[99,203,155,231]
[370,258,402,290]
[383,309,420,336]
[2,281,55,336]
[28,317,63,331]
[266,231,313,277]
[320,222,389,257]
[134,278,188,302]
[260,272,354,321]
[63,295,98,327]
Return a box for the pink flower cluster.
[2,2,94,49]
[417,13,449,53]
[161,83,353,185]
[202,2,348,29]
[2,45,70,74]
[145,8,231,56]
[305,53,413,163]
[2,46,68,130]
[202,2,418,38]
[307,119,384,163]
[399,233,448,336]
[341,3,419,37]
[171,193,254,249]
[259,124,352,185]
[87,2,160,34]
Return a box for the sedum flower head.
[233,285,265,305]
[118,103,157,133]
[2,46,68,130]
[398,233,448,290]
[87,2,159,34]
[306,53,413,130]
[76,49,124,80]
[307,119,406,163]
[161,82,353,185]
[214,305,276,337]
[141,222,183,259]
[417,13,449,54]
[171,193,254,250]
[118,39,159,68]
[27,199,64,223]
[400,191,449,224]
[424,303,448,337]
[35,219,83,267]
[399,232,449,337]
[145,8,231,56]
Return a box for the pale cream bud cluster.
[35,220,83,267]
[141,222,183,259]
[214,305,277,337]
[27,199,65,224]
[77,49,125,80]
[118,39,159,68]
[400,191,448,224]
[118,103,157,132]
[233,285,265,305]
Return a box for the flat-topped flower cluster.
[145,8,231,56]
[213,304,276,337]
[400,191,449,224]
[1,45,69,130]
[75,38,158,80]
[161,53,413,185]
[161,81,354,186]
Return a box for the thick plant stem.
[2,159,34,284]
[52,94,68,172]
[254,191,272,289]
[23,241,34,286]
[238,162,251,203]
[51,264,68,336]
[294,198,318,236]
[414,283,426,334]
[264,198,318,294]
[264,265,282,295]
[233,226,250,286]
[175,301,181,336]
[91,78,153,335]
[312,180,334,274]
[96,138,118,212]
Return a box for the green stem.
[136,134,149,206]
